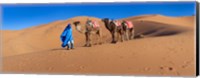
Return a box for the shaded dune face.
[132,21,190,38]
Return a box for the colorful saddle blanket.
[125,21,134,28]
[113,20,121,27]
[87,21,100,28]
[92,21,100,28]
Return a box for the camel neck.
[103,21,111,31]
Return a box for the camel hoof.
[111,41,117,44]
[98,42,102,45]
[139,34,145,38]
[88,44,92,47]
[94,43,98,45]
[84,44,88,47]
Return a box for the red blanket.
[92,21,100,28]
[125,21,134,28]
[114,21,121,27]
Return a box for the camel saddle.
[92,21,100,28]
[113,20,121,27]
[87,21,100,28]
[125,21,134,28]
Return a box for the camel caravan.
[61,18,134,49]
[102,18,135,43]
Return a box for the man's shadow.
[50,48,68,51]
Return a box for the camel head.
[73,21,87,33]
[73,21,80,26]
[101,18,110,24]
[73,21,82,31]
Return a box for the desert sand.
[1,15,196,76]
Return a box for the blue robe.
[60,24,74,48]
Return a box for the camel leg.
[120,30,124,42]
[131,29,135,39]
[122,25,128,41]
[126,31,129,40]
[111,31,116,43]
[97,30,102,45]
[85,32,91,47]
[129,28,134,40]
[116,31,120,42]
[116,31,121,43]
[124,30,129,41]
[123,31,126,41]
[129,29,132,40]
[88,32,92,47]
[84,32,89,47]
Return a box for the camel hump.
[125,21,134,28]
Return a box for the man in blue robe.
[60,24,74,50]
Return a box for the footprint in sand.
[47,67,54,71]
[181,60,193,68]
[119,56,124,59]
[168,67,173,71]
[159,66,180,76]
[144,67,151,71]
[79,66,85,69]
[76,66,85,71]
[160,66,174,71]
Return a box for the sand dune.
[2,16,110,57]
[2,15,196,76]
[124,14,195,27]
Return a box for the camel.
[102,18,125,43]
[121,20,135,40]
[73,19,102,47]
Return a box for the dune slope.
[2,15,196,76]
